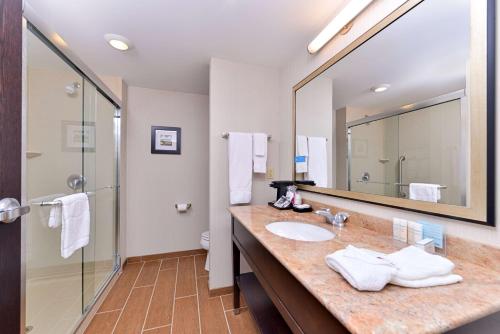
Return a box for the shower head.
[65,82,81,96]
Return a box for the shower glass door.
[26,29,85,334]
[82,79,118,311]
[26,27,119,334]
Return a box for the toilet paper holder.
[175,203,192,211]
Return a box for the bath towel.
[307,137,328,187]
[409,183,441,202]
[387,246,455,280]
[228,132,253,204]
[325,245,397,291]
[49,193,90,259]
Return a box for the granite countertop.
[228,205,500,334]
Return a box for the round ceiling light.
[370,84,390,93]
[104,34,132,51]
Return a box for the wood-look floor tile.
[197,277,229,334]
[84,310,120,334]
[99,262,143,312]
[194,254,208,277]
[135,260,160,287]
[221,292,247,311]
[175,257,196,297]
[161,257,178,270]
[113,286,153,334]
[144,269,177,329]
[143,325,171,334]
[171,295,200,334]
[225,308,260,334]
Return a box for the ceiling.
[320,0,469,117]
[26,0,350,95]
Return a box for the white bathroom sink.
[265,221,335,242]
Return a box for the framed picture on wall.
[62,121,96,152]
[151,126,181,154]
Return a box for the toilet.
[200,231,210,271]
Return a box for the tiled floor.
[85,253,260,334]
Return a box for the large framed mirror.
[293,0,495,225]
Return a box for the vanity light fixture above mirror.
[308,0,374,54]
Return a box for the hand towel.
[252,133,267,174]
[228,132,253,204]
[325,245,397,291]
[307,137,328,187]
[391,274,463,288]
[296,135,308,173]
[409,183,441,202]
[49,193,90,259]
[387,246,454,280]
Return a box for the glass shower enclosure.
[25,25,120,334]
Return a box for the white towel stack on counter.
[325,245,462,291]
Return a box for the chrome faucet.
[314,208,350,228]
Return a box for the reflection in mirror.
[295,0,472,207]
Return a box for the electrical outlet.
[266,167,274,179]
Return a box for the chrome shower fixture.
[65,82,81,96]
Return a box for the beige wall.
[279,0,500,247]
[209,58,281,289]
[295,77,334,187]
[126,86,209,257]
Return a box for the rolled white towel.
[391,274,463,288]
[387,246,454,281]
[325,245,397,291]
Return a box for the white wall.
[209,58,281,289]
[126,87,209,257]
[295,77,334,187]
[278,0,500,247]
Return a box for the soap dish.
[292,205,313,213]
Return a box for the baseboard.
[209,285,233,297]
[126,248,207,263]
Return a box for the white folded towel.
[409,183,441,202]
[296,135,308,173]
[228,132,253,204]
[387,246,455,280]
[307,137,328,187]
[391,274,463,288]
[49,193,90,259]
[252,133,267,174]
[325,245,397,291]
[325,245,462,291]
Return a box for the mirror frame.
[292,0,495,226]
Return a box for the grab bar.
[398,155,406,197]
[395,183,447,189]
[356,180,390,185]
[31,186,115,207]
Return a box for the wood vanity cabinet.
[231,215,500,334]
[231,216,349,334]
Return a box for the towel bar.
[31,186,115,206]
[221,132,271,140]
[395,183,447,189]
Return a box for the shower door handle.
[0,198,30,224]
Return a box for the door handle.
[0,198,30,224]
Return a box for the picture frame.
[151,126,181,155]
[62,120,96,152]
